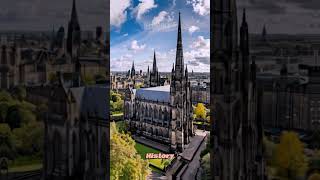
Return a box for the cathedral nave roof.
[135,85,170,103]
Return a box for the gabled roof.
[70,85,108,119]
[136,85,170,103]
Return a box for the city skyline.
[238,0,320,34]
[110,0,210,73]
[0,0,107,31]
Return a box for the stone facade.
[23,0,109,179]
[124,13,193,153]
[257,64,320,132]
[211,1,265,179]
[27,79,108,180]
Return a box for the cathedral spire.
[152,51,157,73]
[67,0,81,56]
[240,8,249,57]
[262,24,267,41]
[185,65,188,80]
[130,61,135,78]
[71,0,78,22]
[174,12,184,80]
[242,8,247,25]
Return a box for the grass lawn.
[8,156,42,173]
[135,143,172,171]
[9,164,42,173]
[193,121,209,126]
[111,112,123,116]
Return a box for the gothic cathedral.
[125,13,193,153]
[211,0,265,179]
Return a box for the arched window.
[154,107,157,119]
[164,108,168,120]
[158,108,162,120]
[1,46,7,65]
[150,127,153,135]
[52,131,62,172]
[10,50,15,66]
[72,133,77,171]
[146,106,149,117]
[101,133,107,168]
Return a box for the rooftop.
[135,85,170,103]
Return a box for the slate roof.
[71,85,108,119]
[135,85,170,103]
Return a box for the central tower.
[211,0,265,179]
[170,13,193,152]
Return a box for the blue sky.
[110,0,210,72]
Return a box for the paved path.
[147,171,167,180]
[181,135,207,180]
[165,131,208,180]
[180,130,207,161]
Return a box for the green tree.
[95,73,106,82]
[11,86,27,101]
[0,124,15,160]
[110,122,150,180]
[309,173,320,180]
[273,131,308,178]
[111,92,122,102]
[200,153,211,180]
[82,74,95,85]
[194,103,207,119]
[0,102,9,123]
[0,90,13,102]
[113,100,124,113]
[12,121,44,156]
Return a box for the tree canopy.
[110,91,124,115]
[110,122,150,180]
[273,131,308,178]
[309,173,320,180]
[194,103,207,119]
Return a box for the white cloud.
[190,36,210,49]
[135,0,157,20]
[129,40,147,51]
[185,36,210,72]
[187,0,210,16]
[111,54,133,71]
[152,11,170,25]
[123,33,129,37]
[146,11,175,32]
[110,0,131,28]
[188,25,200,34]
